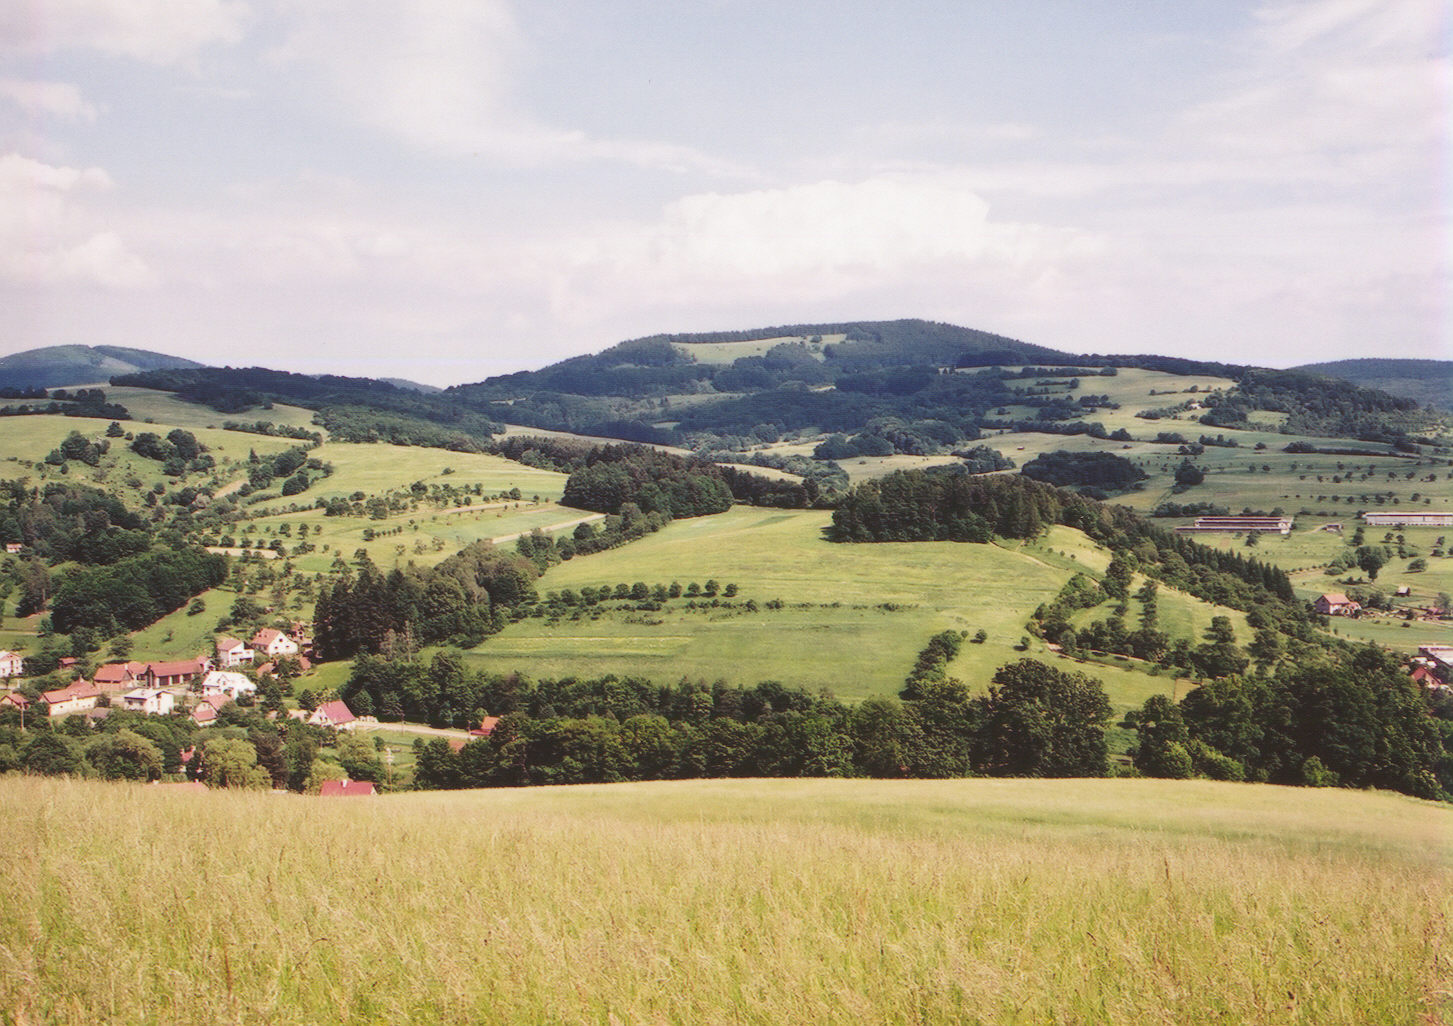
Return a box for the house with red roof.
[0,692,31,713]
[93,661,146,693]
[250,628,299,659]
[214,635,254,668]
[319,779,375,797]
[190,694,230,727]
[1314,593,1361,617]
[308,699,357,730]
[142,657,212,689]
[469,716,500,737]
[0,650,23,678]
[41,679,102,717]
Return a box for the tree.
[1355,546,1388,581]
[197,737,270,789]
[86,729,163,781]
[973,659,1112,777]
[1174,461,1205,488]
[1192,617,1250,679]
[21,732,81,775]
[1124,695,1191,778]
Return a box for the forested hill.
[1289,358,1453,411]
[0,345,204,390]
[111,365,504,451]
[449,319,1074,400]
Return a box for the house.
[93,661,146,693]
[0,692,31,713]
[189,694,230,727]
[250,628,299,659]
[214,636,254,668]
[0,650,24,678]
[142,657,212,689]
[1314,593,1361,617]
[319,779,375,797]
[308,699,357,730]
[121,688,175,715]
[5,542,21,554]
[84,706,110,725]
[469,716,500,737]
[198,670,256,700]
[41,679,101,717]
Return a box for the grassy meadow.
[1,775,1447,1026]
[468,508,1226,719]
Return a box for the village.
[0,624,390,795]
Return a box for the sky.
[1,0,1448,386]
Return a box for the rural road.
[489,512,607,545]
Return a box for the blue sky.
[2,0,1447,385]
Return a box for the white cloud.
[0,79,97,121]
[0,153,155,288]
[0,0,247,65]
[271,0,747,174]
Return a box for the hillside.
[2,776,1446,1026]
[0,345,204,390]
[1290,358,1453,411]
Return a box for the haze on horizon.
[2,0,1447,387]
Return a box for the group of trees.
[380,655,1112,787]
[313,546,540,659]
[0,480,151,565]
[1020,450,1148,492]
[1125,644,1449,799]
[49,546,228,635]
[560,447,734,519]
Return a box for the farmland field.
[1,776,1446,1026]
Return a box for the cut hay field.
[1,776,1446,1026]
[467,509,1229,716]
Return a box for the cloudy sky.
[2,0,1447,385]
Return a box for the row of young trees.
[396,657,1113,787]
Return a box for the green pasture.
[4,776,1446,1026]
[106,387,321,434]
[246,443,568,516]
[467,508,1219,715]
[125,586,255,662]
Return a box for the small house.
[41,679,101,717]
[94,661,146,693]
[214,636,254,668]
[0,650,24,678]
[308,700,357,730]
[198,670,256,700]
[0,692,31,713]
[469,716,500,737]
[250,628,299,659]
[1314,593,1361,617]
[121,688,175,715]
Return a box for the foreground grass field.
[1,776,1446,1026]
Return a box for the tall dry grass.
[1,776,1448,1025]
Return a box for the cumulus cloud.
[0,0,247,65]
[0,153,154,287]
[0,79,97,121]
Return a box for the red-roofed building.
[308,700,357,730]
[93,661,146,692]
[250,628,299,659]
[214,636,254,668]
[142,658,212,689]
[319,779,375,797]
[41,679,101,717]
[0,692,31,712]
[190,694,229,727]
[1314,593,1361,616]
[469,716,500,737]
[0,650,25,678]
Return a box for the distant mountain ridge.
[1289,358,1453,410]
[0,345,205,390]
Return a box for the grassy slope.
[468,510,1229,719]
[1,776,1446,1026]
